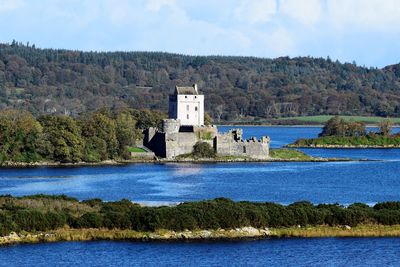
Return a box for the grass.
[289,135,400,148]
[279,115,400,124]
[127,147,146,153]
[272,225,400,238]
[197,131,213,140]
[4,225,400,246]
[269,148,314,160]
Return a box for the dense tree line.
[2,41,400,121]
[1,195,400,236]
[0,108,165,163]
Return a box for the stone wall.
[215,130,270,159]
[130,151,156,160]
[165,132,199,159]
[144,121,269,160]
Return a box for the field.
[269,148,314,160]
[127,147,146,153]
[279,115,400,124]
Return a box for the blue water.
[0,126,399,205]
[1,126,400,266]
[1,238,399,267]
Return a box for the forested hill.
[1,41,400,121]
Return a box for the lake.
[1,126,400,266]
[1,238,400,267]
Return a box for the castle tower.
[168,84,204,126]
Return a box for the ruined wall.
[165,132,199,159]
[163,119,180,134]
[144,122,269,160]
[215,130,270,159]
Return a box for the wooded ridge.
[2,41,400,121]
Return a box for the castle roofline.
[175,84,200,95]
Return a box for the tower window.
[187,114,189,119]
[243,146,246,153]
[195,96,197,99]
[186,105,189,111]
[195,107,198,111]
[185,95,188,99]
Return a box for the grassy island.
[289,135,400,148]
[2,195,400,245]
[289,116,400,148]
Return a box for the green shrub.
[192,141,215,158]
[75,212,103,228]
[0,212,15,236]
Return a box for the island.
[1,194,400,246]
[288,116,400,148]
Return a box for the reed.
[272,225,400,238]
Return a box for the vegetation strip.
[2,195,400,245]
[289,116,400,148]
[4,225,400,246]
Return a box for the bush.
[6,195,400,233]
[0,212,15,236]
[75,212,103,228]
[13,210,50,232]
[103,212,131,229]
[192,141,215,158]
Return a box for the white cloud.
[0,0,24,13]
[280,0,321,25]
[43,0,101,28]
[146,0,176,12]
[327,0,400,31]
[234,0,277,24]
[264,27,295,56]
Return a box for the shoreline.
[0,157,357,168]
[218,124,400,128]
[2,225,400,246]
[288,144,400,149]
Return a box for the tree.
[81,112,118,160]
[319,116,347,137]
[319,116,366,137]
[115,112,141,158]
[379,119,393,136]
[0,110,43,162]
[39,115,84,162]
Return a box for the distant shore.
[2,225,400,246]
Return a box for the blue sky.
[0,0,399,68]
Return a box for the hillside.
[1,41,400,121]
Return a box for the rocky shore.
[3,225,400,246]
[0,227,272,246]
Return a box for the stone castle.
[144,84,270,160]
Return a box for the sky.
[0,0,399,68]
